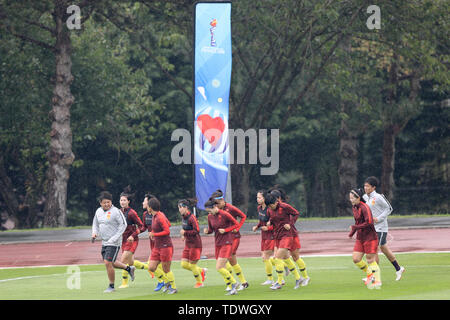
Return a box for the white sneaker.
[226,282,240,291]
[395,266,405,281]
[103,286,115,293]
[301,277,311,287]
[270,282,282,290]
[261,280,273,286]
[226,283,238,295]
[237,282,249,291]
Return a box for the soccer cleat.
[194,282,204,288]
[167,287,178,294]
[227,282,240,291]
[261,280,274,286]
[154,281,165,292]
[237,282,249,291]
[103,286,115,293]
[128,266,136,281]
[364,274,375,286]
[226,283,238,295]
[301,277,311,287]
[395,266,405,281]
[270,282,282,290]
[201,268,208,282]
[118,284,129,289]
[162,282,171,293]
[294,279,301,289]
[368,281,382,290]
[281,280,286,285]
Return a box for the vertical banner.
[194,1,232,209]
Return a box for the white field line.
[0,251,448,271]
[0,270,104,283]
[2,263,450,284]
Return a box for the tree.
[352,1,449,201]
[0,0,99,226]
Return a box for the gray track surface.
[1,216,449,244]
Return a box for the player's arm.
[92,211,99,238]
[279,202,299,226]
[184,215,200,237]
[375,194,393,223]
[223,211,240,233]
[108,208,127,244]
[204,215,213,234]
[130,211,144,238]
[352,205,374,230]
[230,205,246,231]
[152,216,170,237]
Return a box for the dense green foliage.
[0,1,448,228]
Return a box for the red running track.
[0,228,449,268]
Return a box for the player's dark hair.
[264,193,277,206]
[178,197,198,208]
[268,185,289,202]
[350,188,366,203]
[148,197,161,211]
[120,185,135,202]
[257,189,266,196]
[204,199,217,209]
[144,193,156,200]
[365,176,379,188]
[98,191,113,201]
[210,189,224,201]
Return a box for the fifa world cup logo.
[210,18,217,47]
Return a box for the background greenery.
[0,0,448,228]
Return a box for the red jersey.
[256,205,274,240]
[151,211,173,249]
[349,202,377,242]
[121,207,144,242]
[222,203,246,239]
[268,202,299,240]
[206,209,239,246]
[182,212,202,248]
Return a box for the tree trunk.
[337,119,358,216]
[43,4,75,227]
[381,124,397,202]
[230,164,250,213]
[0,155,20,226]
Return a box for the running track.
[0,228,449,268]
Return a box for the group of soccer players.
[92,176,404,294]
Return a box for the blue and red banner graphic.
[194,1,232,209]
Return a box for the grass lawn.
[0,252,449,300]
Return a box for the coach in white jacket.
[363,177,405,281]
[92,191,136,292]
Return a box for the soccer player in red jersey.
[269,187,310,286]
[265,192,304,290]
[210,189,249,290]
[349,188,382,289]
[252,190,276,285]
[118,187,145,288]
[146,196,178,294]
[178,197,207,288]
[203,199,240,295]
[140,193,168,291]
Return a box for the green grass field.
[1,252,449,300]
